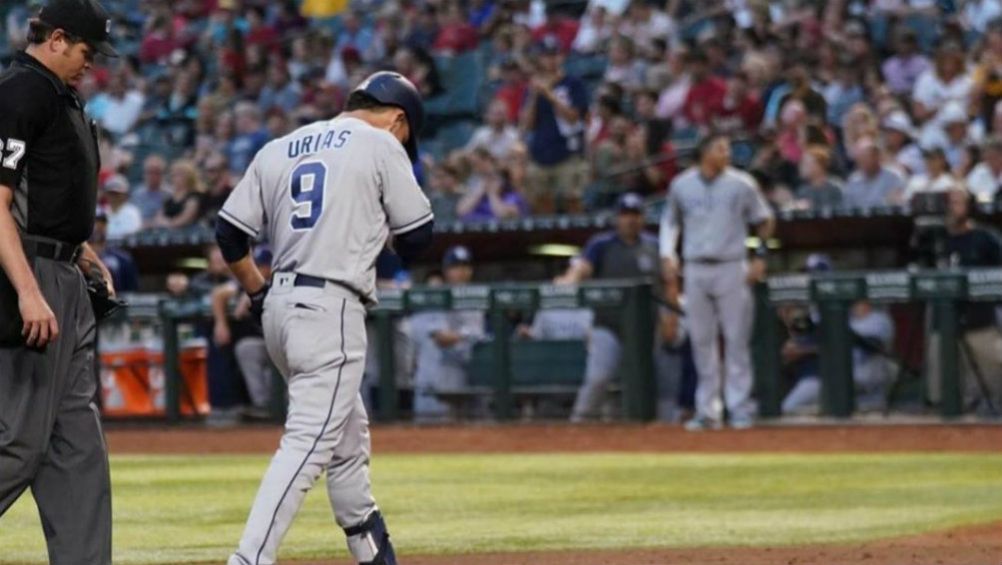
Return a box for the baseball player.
[0,2,118,563]
[660,133,775,430]
[214,72,433,565]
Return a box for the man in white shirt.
[102,175,143,239]
[95,71,145,139]
[464,99,521,162]
[966,136,1002,202]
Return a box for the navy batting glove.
[249,283,270,327]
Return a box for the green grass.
[2,453,1002,564]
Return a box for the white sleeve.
[659,186,681,260]
[219,151,266,238]
[379,138,433,234]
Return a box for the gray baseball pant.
[229,273,378,565]
[684,260,756,422]
[235,337,272,408]
[0,258,112,565]
[571,326,681,422]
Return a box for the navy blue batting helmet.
[352,71,425,162]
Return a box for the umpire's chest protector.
[0,52,99,245]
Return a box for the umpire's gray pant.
[0,258,112,564]
[685,260,755,422]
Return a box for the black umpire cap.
[39,0,118,57]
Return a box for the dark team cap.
[617,193,645,214]
[39,0,118,57]
[443,245,473,268]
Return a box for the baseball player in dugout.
[660,132,775,431]
[0,1,119,564]
[215,71,433,565]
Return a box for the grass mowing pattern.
[1,453,1002,564]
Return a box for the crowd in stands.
[7,0,1002,235]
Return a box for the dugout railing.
[144,270,1001,423]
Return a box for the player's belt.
[22,235,82,263]
[291,274,371,305]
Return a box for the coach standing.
[660,133,774,430]
[0,1,118,563]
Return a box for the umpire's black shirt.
[0,51,99,245]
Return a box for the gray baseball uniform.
[220,115,432,565]
[660,166,772,424]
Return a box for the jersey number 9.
[290,161,328,230]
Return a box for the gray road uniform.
[410,309,486,419]
[660,166,773,423]
[218,115,432,565]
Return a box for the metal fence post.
[620,283,656,421]
[935,299,962,418]
[489,307,513,420]
[811,275,864,418]
[751,281,782,418]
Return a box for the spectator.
[245,5,279,53]
[201,152,236,223]
[973,25,1002,125]
[465,99,522,161]
[156,69,200,147]
[661,134,774,430]
[912,43,971,126]
[711,71,763,136]
[880,110,925,175]
[793,146,844,211]
[618,122,678,198]
[392,46,443,98]
[493,59,529,124]
[457,148,529,221]
[572,5,615,54]
[165,271,192,298]
[410,246,486,420]
[153,160,204,228]
[131,154,172,227]
[965,135,1002,202]
[520,39,589,213]
[603,35,646,92]
[258,63,302,114]
[91,70,145,139]
[624,2,675,48]
[139,14,178,65]
[211,246,275,420]
[90,210,140,294]
[432,2,479,54]
[560,193,679,422]
[905,147,956,200]
[655,47,692,126]
[764,60,828,128]
[681,51,727,131]
[102,175,143,239]
[531,4,579,53]
[881,29,929,96]
[588,115,631,207]
[939,188,1002,413]
[335,11,383,64]
[823,60,866,129]
[843,137,906,208]
[226,102,269,176]
[427,162,463,223]
[923,102,975,174]
[962,0,1002,36]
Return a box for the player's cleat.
[729,416,755,430]
[684,416,723,431]
[345,510,397,565]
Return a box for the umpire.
[660,133,774,430]
[0,1,118,563]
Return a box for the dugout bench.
[368,280,656,422]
